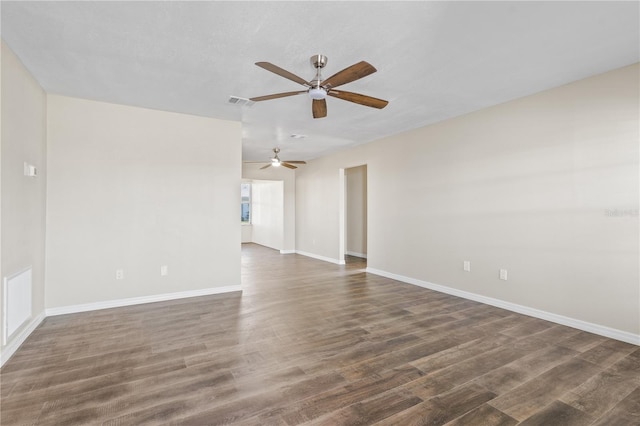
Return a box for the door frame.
[339,164,368,263]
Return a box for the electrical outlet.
[116,269,124,280]
[499,269,508,280]
[161,265,168,276]
[463,261,471,272]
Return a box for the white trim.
[366,267,639,346]
[1,310,45,367]
[46,285,242,317]
[346,251,368,259]
[280,250,295,254]
[296,250,345,265]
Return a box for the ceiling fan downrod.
[271,148,281,167]
[309,54,328,99]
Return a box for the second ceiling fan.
[250,54,388,119]
[244,148,306,170]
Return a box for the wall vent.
[228,96,255,107]
[3,267,32,345]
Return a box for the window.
[241,183,251,223]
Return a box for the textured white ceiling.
[2,1,638,162]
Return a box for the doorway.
[241,179,285,251]
[341,165,367,263]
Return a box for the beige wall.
[242,164,295,252]
[296,159,343,262]
[1,42,47,354]
[296,64,639,338]
[346,165,367,257]
[45,95,241,309]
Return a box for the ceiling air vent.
[228,96,254,107]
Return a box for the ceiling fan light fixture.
[272,158,281,167]
[308,87,327,100]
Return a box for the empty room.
[1,1,639,425]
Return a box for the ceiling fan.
[244,148,307,170]
[250,54,388,119]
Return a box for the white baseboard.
[280,250,296,254]
[2,286,241,367]
[296,250,345,265]
[366,267,639,346]
[45,285,242,317]
[346,251,367,259]
[1,310,46,367]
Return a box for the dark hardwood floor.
[1,243,638,425]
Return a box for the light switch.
[23,162,37,177]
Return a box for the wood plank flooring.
[1,243,638,425]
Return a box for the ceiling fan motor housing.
[310,54,328,69]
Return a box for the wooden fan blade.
[321,61,377,89]
[281,162,297,169]
[260,164,272,170]
[250,91,307,102]
[312,99,327,119]
[255,62,311,87]
[327,90,388,109]
[282,160,306,164]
